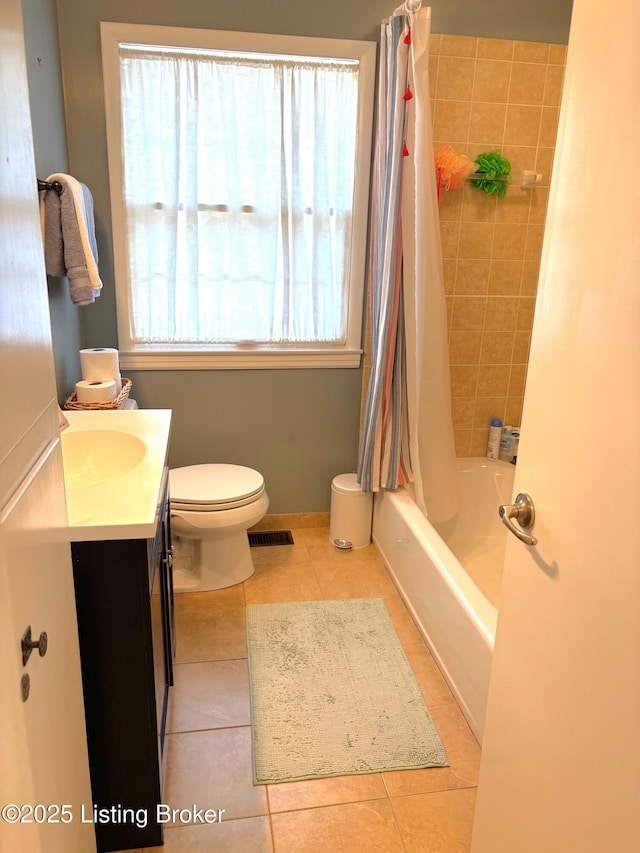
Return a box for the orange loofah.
[434,145,478,199]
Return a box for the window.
[101,23,375,369]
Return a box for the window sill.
[118,347,363,370]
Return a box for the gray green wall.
[22,0,83,403]
[50,0,572,512]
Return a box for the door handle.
[499,492,538,547]
[21,626,48,666]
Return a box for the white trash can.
[329,473,373,550]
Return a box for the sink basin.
[61,429,146,488]
[60,409,172,539]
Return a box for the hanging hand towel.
[40,172,103,306]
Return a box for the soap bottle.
[499,425,514,462]
[510,428,520,464]
[486,417,502,460]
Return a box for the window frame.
[100,22,376,370]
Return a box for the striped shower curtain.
[358,4,457,524]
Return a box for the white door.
[0,1,96,850]
[471,0,640,851]
[0,435,96,853]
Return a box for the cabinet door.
[72,537,163,851]
[153,477,174,768]
[162,489,175,679]
[151,538,169,766]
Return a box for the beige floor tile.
[267,773,387,813]
[271,799,405,852]
[174,586,247,663]
[383,703,481,796]
[149,816,273,852]
[312,556,399,599]
[391,788,477,852]
[167,660,251,733]
[243,560,325,604]
[163,728,267,823]
[302,512,330,528]
[402,642,456,708]
[430,701,481,759]
[381,594,425,646]
[250,529,310,564]
[304,527,379,560]
[251,513,304,531]
[163,535,481,851]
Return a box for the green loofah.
[471,150,511,198]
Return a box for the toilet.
[169,463,269,592]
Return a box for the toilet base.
[173,531,255,592]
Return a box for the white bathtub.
[372,457,515,743]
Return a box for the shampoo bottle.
[499,425,514,462]
[510,428,520,464]
[486,417,502,460]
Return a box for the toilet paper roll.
[75,379,118,404]
[80,347,121,394]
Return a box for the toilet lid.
[170,464,265,511]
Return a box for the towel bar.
[37,178,62,194]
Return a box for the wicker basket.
[64,377,132,411]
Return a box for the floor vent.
[248,530,294,547]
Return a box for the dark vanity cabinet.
[71,472,174,852]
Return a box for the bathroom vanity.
[61,410,174,852]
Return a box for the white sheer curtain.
[118,47,359,345]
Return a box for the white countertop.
[62,409,172,541]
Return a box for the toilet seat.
[170,463,265,511]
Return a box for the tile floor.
[121,526,480,852]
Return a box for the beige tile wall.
[360,35,566,458]
[431,34,566,455]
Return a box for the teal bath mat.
[246,598,448,784]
